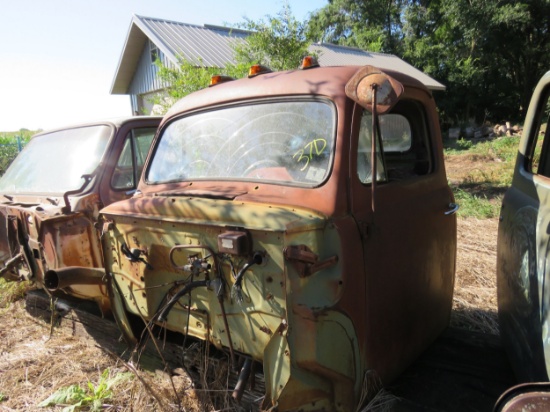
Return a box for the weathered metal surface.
[0,117,161,314]
[497,70,550,382]
[100,64,456,410]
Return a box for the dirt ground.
[451,217,500,334]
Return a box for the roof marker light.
[300,56,320,70]
[248,64,272,78]
[209,75,235,87]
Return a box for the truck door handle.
[444,202,459,215]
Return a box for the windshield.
[0,125,112,194]
[147,100,335,186]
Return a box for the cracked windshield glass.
[147,100,335,186]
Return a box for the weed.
[38,369,133,411]
[0,278,31,308]
[453,187,500,219]
[444,135,520,160]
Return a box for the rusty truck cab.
[100,64,456,410]
[0,116,161,313]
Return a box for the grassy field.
[444,135,525,219]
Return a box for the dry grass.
[0,301,200,411]
[451,217,499,335]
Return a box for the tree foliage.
[151,3,310,114]
[233,3,311,71]
[152,0,550,126]
[308,0,407,54]
[309,0,550,126]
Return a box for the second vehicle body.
[0,116,161,313]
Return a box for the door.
[100,124,157,205]
[350,98,457,381]
[497,72,550,381]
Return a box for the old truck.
[497,70,550,383]
[0,116,161,313]
[84,60,458,411]
[32,58,458,411]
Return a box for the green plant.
[0,278,30,308]
[452,187,500,219]
[0,130,35,176]
[38,369,133,412]
[456,138,473,150]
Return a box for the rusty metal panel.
[0,117,161,314]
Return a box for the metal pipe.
[232,358,253,403]
[44,267,106,291]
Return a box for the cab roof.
[164,65,429,122]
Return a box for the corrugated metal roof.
[138,17,248,67]
[111,15,247,94]
[111,14,445,95]
[311,43,445,91]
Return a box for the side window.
[111,128,156,190]
[530,92,550,176]
[357,100,432,183]
[133,128,155,178]
[112,136,134,189]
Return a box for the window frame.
[356,99,433,185]
[527,87,550,177]
[111,128,156,191]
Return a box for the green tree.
[310,0,550,125]
[233,2,311,71]
[308,0,410,54]
[151,3,311,114]
[402,0,550,123]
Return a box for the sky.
[0,0,327,132]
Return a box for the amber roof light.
[248,64,272,78]
[300,56,320,70]
[209,75,235,87]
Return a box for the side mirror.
[346,66,404,214]
[345,66,403,114]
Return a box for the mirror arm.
[371,84,378,214]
